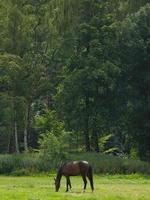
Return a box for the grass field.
[0,174,150,200]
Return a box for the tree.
[119,4,150,161]
[55,0,122,152]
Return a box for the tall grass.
[0,153,39,175]
[68,152,150,174]
[0,152,150,175]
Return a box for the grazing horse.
[54,160,94,192]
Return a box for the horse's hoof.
[82,189,85,193]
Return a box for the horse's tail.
[87,165,94,191]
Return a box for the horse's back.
[61,160,90,176]
[79,160,90,174]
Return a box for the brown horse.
[54,160,94,192]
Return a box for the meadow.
[0,174,150,200]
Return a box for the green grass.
[0,174,150,200]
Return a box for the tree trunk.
[93,131,100,153]
[91,85,100,153]
[24,104,29,152]
[24,126,28,152]
[84,93,91,151]
[14,121,19,153]
[84,130,91,152]
[10,101,20,153]
[7,133,11,153]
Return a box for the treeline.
[0,0,150,162]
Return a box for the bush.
[0,152,150,175]
[67,152,150,174]
[10,168,31,176]
[35,110,71,171]
[38,131,68,171]
[0,153,39,174]
[0,154,15,174]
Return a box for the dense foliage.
[0,153,150,175]
[0,0,150,162]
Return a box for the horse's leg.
[66,176,72,192]
[68,177,72,191]
[65,176,69,192]
[81,175,87,192]
[87,174,94,192]
[87,166,94,192]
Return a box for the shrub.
[0,153,39,174]
[0,152,150,175]
[10,168,31,176]
[0,154,15,174]
[35,110,71,171]
[67,152,150,174]
[38,131,69,171]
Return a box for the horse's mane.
[59,160,72,169]
[56,160,71,178]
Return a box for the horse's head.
[54,177,60,192]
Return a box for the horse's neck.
[56,168,62,182]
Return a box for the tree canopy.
[0,0,150,162]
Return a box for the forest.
[0,0,150,168]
